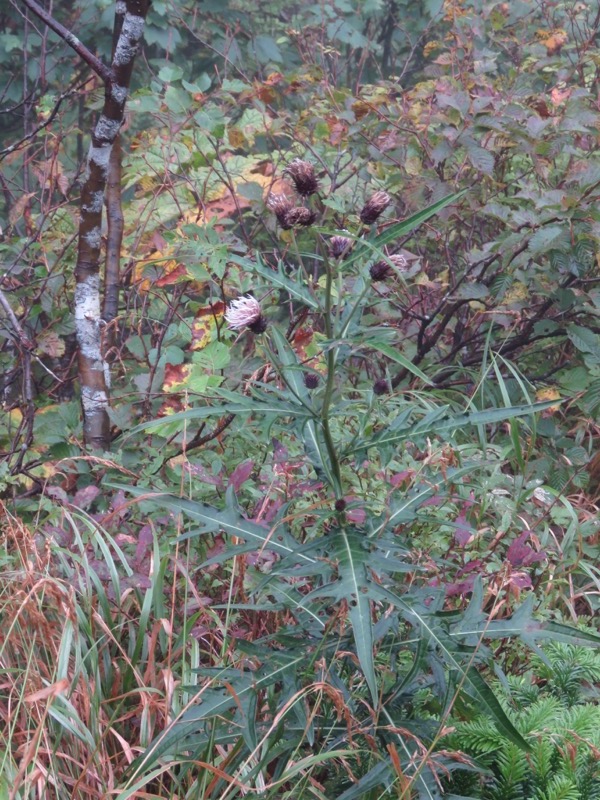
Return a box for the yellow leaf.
[228,128,247,149]
[163,363,191,392]
[423,41,442,57]
[536,387,561,413]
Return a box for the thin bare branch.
[19,0,112,83]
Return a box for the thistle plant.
[116,158,600,800]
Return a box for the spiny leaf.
[360,400,560,451]
[108,484,316,565]
[305,529,378,702]
[229,253,320,309]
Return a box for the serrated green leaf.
[122,398,313,438]
[304,530,377,701]
[357,339,433,384]
[567,324,600,361]
[375,585,532,753]
[108,484,316,565]
[528,225,567,255]
[229,254,320,309]
[361,400,559,451]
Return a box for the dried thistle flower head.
[283,207,316,228]
[267,194,316,229]
[372,378,390,395]
[225,295,267,334]
[284,158,319,196]
[370,254,408,281]
[359,190,392,225]
[329,235,353,259]
[267,194,295,229]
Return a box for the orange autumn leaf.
[536,387,561,414]
[155,262,188,287]
[536,28,567,55]
[163,363,191,392]
[25,678,70,704]
[157,396,187,416]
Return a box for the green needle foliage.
[445,643,600,800]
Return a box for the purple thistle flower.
[304,372,319,389]
[329,235,353,259]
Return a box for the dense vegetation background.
[0,1,599,798]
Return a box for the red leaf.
[228,459,255,491]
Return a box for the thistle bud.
[225,295,267,334]
[304,372,319,389]
[372,378,390,395]
[370,254,408,281]
[359,191,392,225]
[329,235,353,259]
[284,158,319,197]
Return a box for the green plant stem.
[321,254,343,498]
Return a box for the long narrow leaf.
[229,254,320,309]
[342,190,467,268]
[375,585,532,752]
[108,484,316,564]
[358,339,433,384]
[359,400,560,452]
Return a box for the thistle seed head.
[267,193,295,228]
[267,194,316,229]
[284,158,319,196]
[370,254,408,281]
[359,190,392,225]
[282,206,317,228]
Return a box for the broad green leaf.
[528,225,567,255]
[567,324,600,362]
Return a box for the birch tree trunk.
[21,0,151,449]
